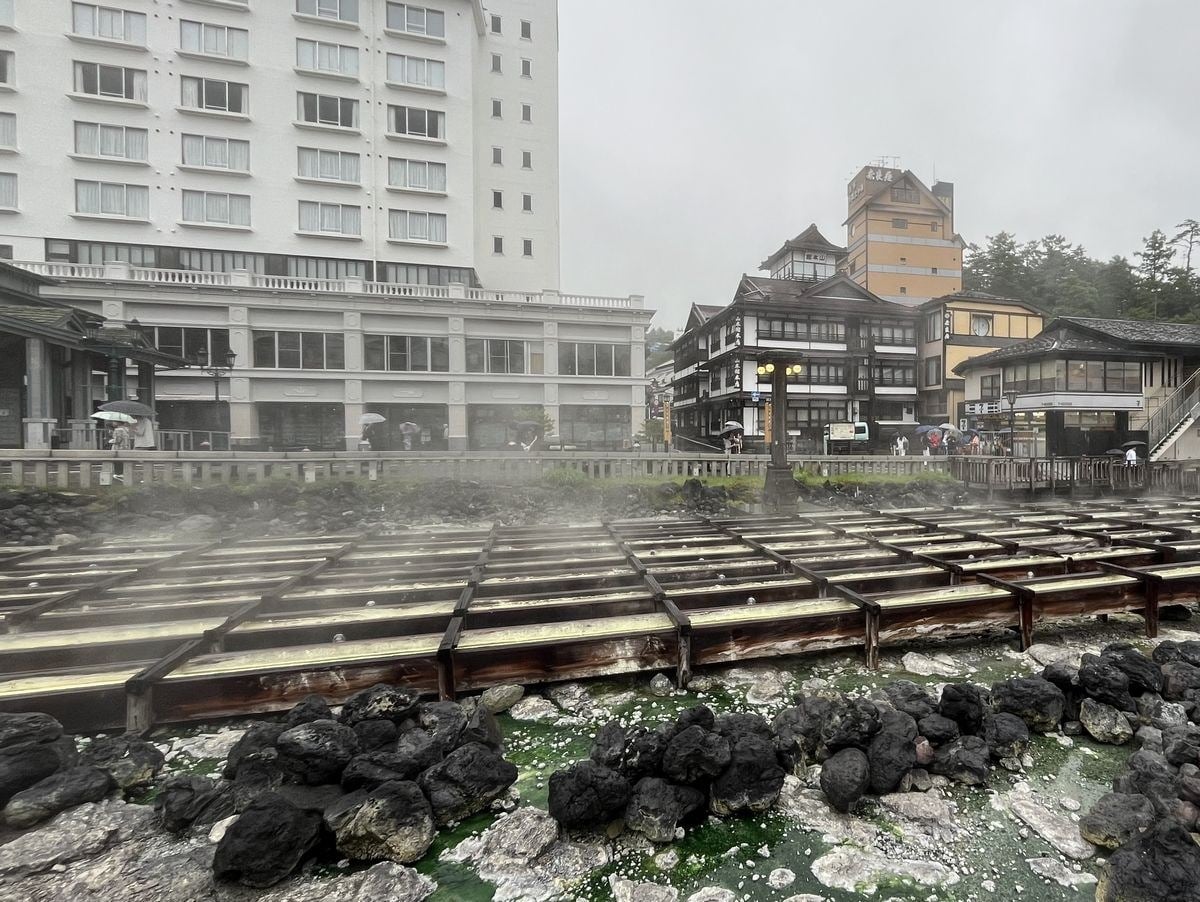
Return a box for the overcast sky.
[557,0,1200,329]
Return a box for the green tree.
[964,232,1027,297]
[1173,219,1200,275]
[645,326,676,368]
[1134,229,1176,319]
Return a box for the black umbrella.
[1104,448,1126,456]
[99,400,155,417]
[1122,440,1147,448]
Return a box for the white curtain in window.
[75,122,98,156]
[0,0,15,29]
[317,43,338,72]
[126,185,148,218]
[75,180,99,213]
[343,47,359,76]
[205,137,228,168]
[0,113,15,148]
[228,139,249,171]
[99,182,124,214]
[126,12,147,44]
[388,209,406,239]
[229,194,250,226]
[73,4,95,35]
[182,190,205,222]
[181,134,203,165]
[428,60,445,89]
[318,150,339,180]
[228,29,248,60]
[204,25,227,56]
[408,212,428,240]
[406,57,425,85]
[97,8,122,38]
[181,20,201,52]
[297,40,316,70]
[298,147,318,178]
[181,77,200,108]
[130,70,147,102]
[429,213,446,242]
[298,201,320,232]
[341,153,360,182]
[125,128,147,160]
[429,162,446,192]
[207,192,229,223]
[320,204,340,232]
[388,158,404,186]
[387,55,404,83]
[0,173,16,209]
[341,205,361,235]
[407,161,427,189]
[99,125,124,157]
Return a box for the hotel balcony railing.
[14,261,645,311]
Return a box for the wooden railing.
[950,455,1200,496]
[0,450,948,489]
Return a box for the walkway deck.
[3,497,1200,731]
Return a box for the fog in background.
[558,0,1200,328]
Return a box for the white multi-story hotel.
[0,0,651,451]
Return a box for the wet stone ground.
[64,611,1192,902]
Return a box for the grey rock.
[991,677,1065,732]
[1097,818,1200,901]
[338,684,419,726]
[649,673,673,697]
[324,780,435,863]
[625,776,704,842]
[80,735,163,790]
[212,793,323,887]
[819,748,870,813]
[480,684,524,714]
[418,742,518,825]
[930,735,991,785]
[0,799,155,879]
[1080,698,1135,744]
[1080,792,1157,849]
[2,766,114,829]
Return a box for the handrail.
[1147,367,1200,449]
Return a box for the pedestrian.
[110,422,132,451]
[132,415,157,451]
[1124,446,1138,467]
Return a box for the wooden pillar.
[864,607,880,669]
[1145,580,1160,639]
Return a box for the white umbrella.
[397,421,421,435]
[718,421,744,435]
[91,411,136,424]
[359,413,387,426]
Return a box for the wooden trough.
[0,498,1198,732]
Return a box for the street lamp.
[1003,388,1019,457]
[192,347,237,406]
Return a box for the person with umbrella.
[100,400,157,451]
[718,421,743,454]
[359,412,387,450]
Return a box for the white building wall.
[0,0,560,289]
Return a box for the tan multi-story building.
[844,164,963,307]
[916,290,1045,423]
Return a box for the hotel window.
[492,190,502,209]
[388,158,446,192]
[980,374,1000,400]
[490,14,501,33]
[181,190,251,227]
[899,286,907,295]
[297,92,358,128]
[0,0,12,28]
[72,4,146,45]
[180,21,249,60]
[182,134,250,171]
[297,40,360,77]
[465,339,543,375]
[891,183,919,204]
[386,54,445,90]
[0,113,14,149]
[521,193,532,212]
[523,239,532,257]
[491,54,502,74]
[385,3,445,38]
[73,62,147,101]
[521,103,532,122]
[388,209,447,243]
[181,77,248,114]
[252,331,345,370]
[0,172,15,210]
[892,218,908,229]
[388,105,444,139]
[930,222,938,232]
[491,99,502,118]
[364,335,450,372]
[74,180,149,218]
[0,50,10,87]
[522,150,532,169]
[493,236,503,255]
[923,355,941,387]
[151,327,230,362]
[492,146,502,165]
[295,0,359,24]
[298,147,360,183]
[75,122,148,161]
[298,201,361,236]
[521,58,532,78]
[520,20,531,39]
[558,343,631,378]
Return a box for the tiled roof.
[953,327,1154,374]
[0,305,73,327]
[1060,316,1200,347]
